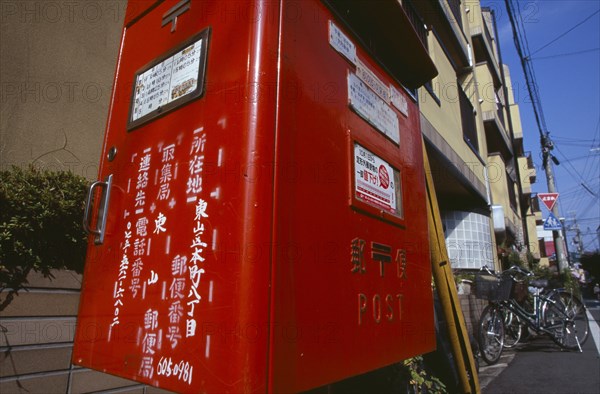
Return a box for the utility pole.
[504,0,569,271]
[572,215,583,256]
[541,132,569,271]
[568,211,583,263]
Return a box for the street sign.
[543,212,563,231]
[538,192,559,211]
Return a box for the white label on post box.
[354,143,402,216]
[132,39,203,122]
[390,85,409,117]
[356,58,390,103]
[348,73,400,144]
[329,20,357,65]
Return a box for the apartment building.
[404,0,538,271]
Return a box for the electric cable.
[581,118,600,182]
[505,0,546,139]
[529,47,600,61]
[529,9,600,56]
[505,0,600,253]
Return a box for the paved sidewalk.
[481,299,600,394]
[479,351,516,392]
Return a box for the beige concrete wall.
[510,104,523,139]
[0,271,175,393]
[419,35,488,189]
[488,154,508,212]
[504,65,524,140]
[488,154,522,237]
[465,0,485,35]
[475,63,510,147]
[526,214,541,259]
[517,156,532,194]
[460,71,489,160]
[0,0,124,178]
[474,63,502,120]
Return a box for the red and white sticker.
[354,144,400,215]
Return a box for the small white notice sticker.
[356,58,390,103]
[390,85,409,117]
[348,73,400,144]
[329,21,357,65]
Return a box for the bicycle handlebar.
[479,265,533,281]
[504,265,533,277]
[480,265,496,276]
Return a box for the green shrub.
[503,250,527,271]
[531,264,555,281]
[562,269,582,297]
[0,165,88,310]
[401,356,447,394]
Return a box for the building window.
[495,89,506,128]
[442,211,494,269]
[507,175,518,212]
[459,87,478,154]
[531,195,540,212]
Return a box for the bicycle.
[474,265,590,365]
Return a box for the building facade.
[404,0,539,271]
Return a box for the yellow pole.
[423,141,480,394]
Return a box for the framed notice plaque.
[128,28,210,130]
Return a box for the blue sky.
[482,0,600,253]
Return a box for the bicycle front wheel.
[478,304,505,365]
[543,290,590,350]
[502,308,523,348]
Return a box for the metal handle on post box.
[83,174,113,245]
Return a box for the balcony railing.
[402,0,428,49]
[483,17,494,50]
[524,151,537,183]
[525,152,534,169]
[531,195,541,213]
[447,0,463,27]
[497,105,505,128]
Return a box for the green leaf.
[0,165,88,310]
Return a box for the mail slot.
[73,0,438,392]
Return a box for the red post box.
[73,0,438,392]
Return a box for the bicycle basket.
[511,281,528,303]
[473,274,513,301]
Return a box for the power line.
[505,0,547,139]
[529,47,600,61]
[553,142,600,148]
[529,9,600,56]
[554,137,597,143]
[581,118,600,182]
[554,132,598,206]
[560,154,600,163]
[560,181,600,197]
[505,0,570,269]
